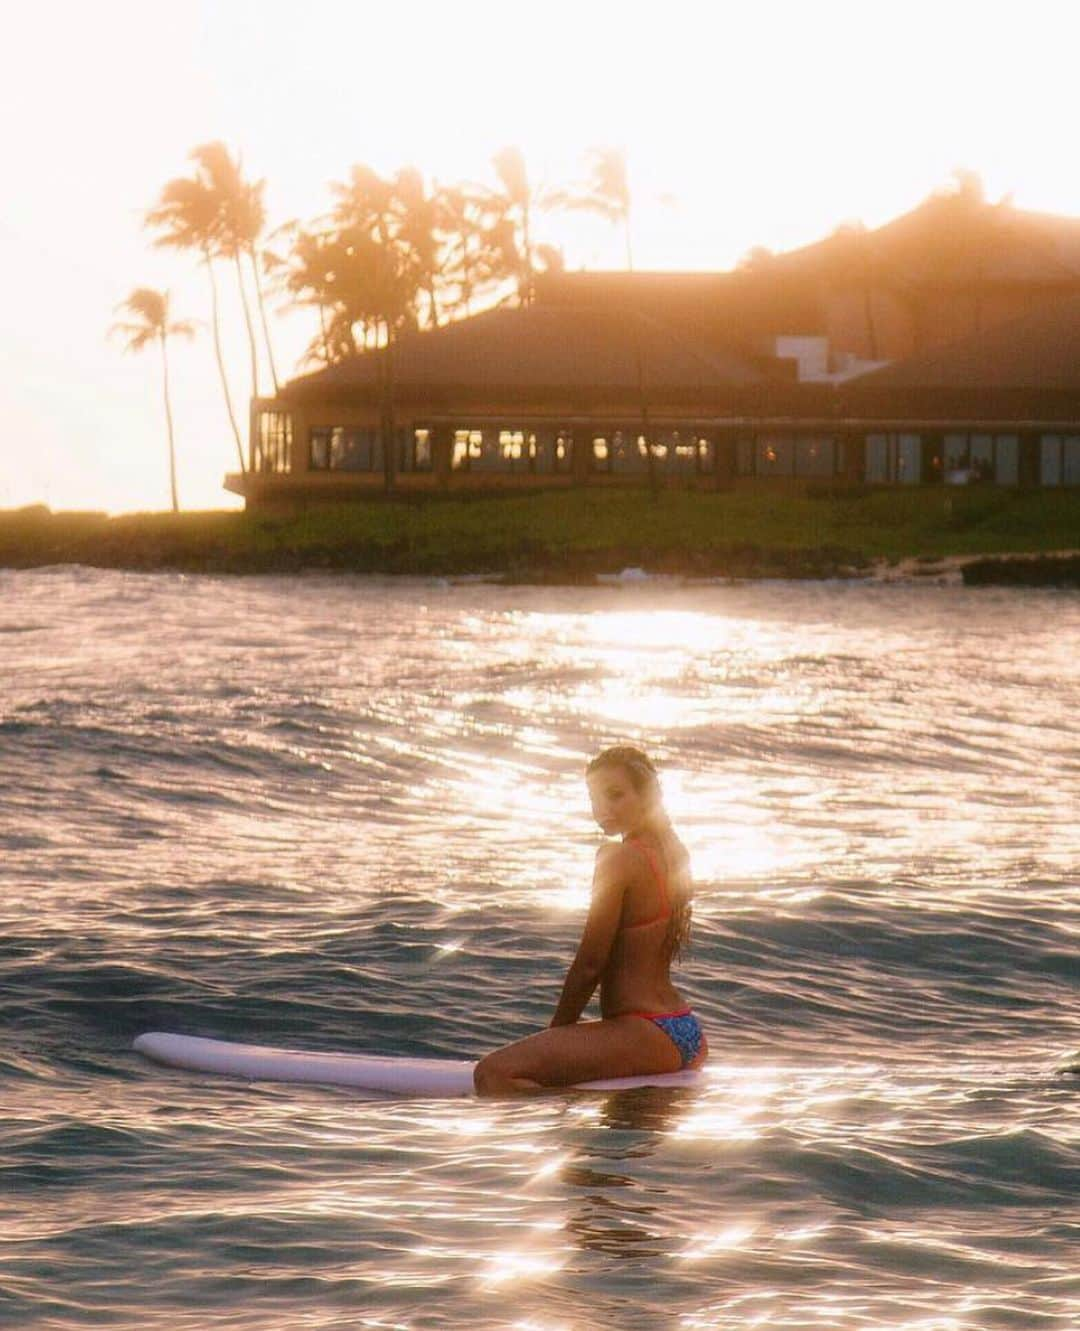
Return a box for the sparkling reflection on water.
[0,569,1077,1330]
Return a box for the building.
[229,200,1080,511]
[836,293,1080,486]
[233,303,844,513]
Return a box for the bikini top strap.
[625,836,670,918]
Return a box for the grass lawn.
[1,487,1077,578]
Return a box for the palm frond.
[108,320,157,352]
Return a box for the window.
[943,433,1017,484]
[591,434,612,473]
[254,412,293,473]
[866,433,921,484]
[405,428,433,472]
[756,435,794,476]
[452,429,485,471]
[1040,435,1080,486]
[665,429,698,476]
[795,437,835,478]
[309,427,383,472]
[549,429,575,473]
[606,429,647,474]
[496,429,540,473]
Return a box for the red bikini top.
[619,836,671,931]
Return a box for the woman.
[474,746,707,1095]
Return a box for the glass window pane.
[994,435,1018,486]
[413,429,432,471]
[452,429,470,470]
[1040,436,1062,486]
[898,433,921,485]
[255,412,292,473]
[553,431,573,472]
[663,429,697,474]
[970,434,994,481]
[736,439,754,476]
[310,428,328,470]
[865,434,889,483]
[757,435,793,476]
[1064,437,1080,486]
[944,434,968,469]
[795,436,834,477]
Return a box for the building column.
[713,432,737,491]
[289,405,309,475]
[572,422,592,486]
[1018,431,1040,488]
[922,432,945,486]
[840,429,863,483]
[432,425,452,488]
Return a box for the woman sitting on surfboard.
[474,746,707,1094]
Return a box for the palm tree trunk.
[317,304,331,364]
[233,251,260,399]
[249,246,280,394]
[159,331,179,513]
[624,208,657,500]
[522,198,532,307]
[204,249,246,472]
[381,329,397,495]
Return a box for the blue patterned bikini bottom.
[627,1007,706,1069]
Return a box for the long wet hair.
[586,745,693,961]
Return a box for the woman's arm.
[549,844,628,1027]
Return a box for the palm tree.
[490,146,542,306]
[546,147,657,495]
[437,182,493,318]
[146,162,246,473]
[217,150,281,394]
[109,288,195,512]
[547,146,633,267]
[295,165,431,491]
[185,142,266,401]
[394,167,443,329]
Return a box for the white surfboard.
[134,1032,703,1097]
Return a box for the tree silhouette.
[394,167,444,329]
[437,181,503,317]
[146,153,246,472]
[547,146,633,267]
[487,146,572,307]
[109,288,195,513]
[545,147,657,494]
[184,142,274,400]
[300,165,433,490]
[212,145,281,394]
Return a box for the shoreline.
[1,496,1077,587]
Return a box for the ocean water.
[1,567,1077,1331]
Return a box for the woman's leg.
[473,1015,683,1095]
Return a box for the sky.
[4,0,1080,513]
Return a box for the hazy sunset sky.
[4,0,1078,513]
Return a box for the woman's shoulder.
[594,839,648,879]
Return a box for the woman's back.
[599,833,689,1018]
